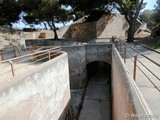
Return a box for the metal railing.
[114,39,160,92]
[0,46,62,78]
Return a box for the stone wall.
[112,45,153,120]
[0,52,71,120]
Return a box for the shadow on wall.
[58,100,73,120]
[87,61,111,81]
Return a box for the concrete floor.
[79,70,111,120]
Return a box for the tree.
[140,9,155,30]
[151,0,160,36]
[115,0,145,42]
[20,0,73,39]
[0,0,21,28]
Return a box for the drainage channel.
[78,61,112,120]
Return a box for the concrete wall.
[62,43,112,89]
[0,52,71,120]
[85,43,112,64]
[112,45,153,120]
[63,46,87,89]
[25,39,83,47]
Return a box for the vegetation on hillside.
[151,0,160,37]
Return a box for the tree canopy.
[140,9,155,30]
[0,0,21,27]
[19,0,73,39]
[151,0,160,36]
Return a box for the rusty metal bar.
[123,42,160,67]
[0,46,61,63]
[124,47,126,63]
[48,50,51,60]
[0,49,4,60]
[133,54,138,80]
[120,42,122,56]
[13,46,16,57]
[9,60,15,77]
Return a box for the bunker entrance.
[78,61,112,120]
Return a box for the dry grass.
[135,36,160,50]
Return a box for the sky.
[143,0,157,10]
[12,0,157,29]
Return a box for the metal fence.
[0,46,62,78]
[114,39,160,92]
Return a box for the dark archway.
[87,61,111,83]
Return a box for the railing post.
[0,49,4,60]
[120,42,122,55]
[48,50,51,60]
[133,54,138,80]
[124,47,126,63]
[13,46,16,57]
[9,60,15,77]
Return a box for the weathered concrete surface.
[0,52,71,120]
[25,39,83,47]
[63,45,87,89]
[85,43,112,64]
[71,89,84,119]
[79,62,111,120]
[24,41,112,89]
[112,45,153,120]
[62,43,112,89]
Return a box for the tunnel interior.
[87,61,111,82]
[78,61,112,120]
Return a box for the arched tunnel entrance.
[87,61,111,82]
[79,61,112,120]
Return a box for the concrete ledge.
[25,39,83,47]
[112,45,153,120]
[0,52,70,120]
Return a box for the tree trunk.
[43,22,48,30]
[127,18,136,42]
[47,20,58,39]
[62,22,65,26]
[51,21,58,39]
[9,23,13,34]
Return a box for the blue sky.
[144,0,157,10]
[12,0,157,29]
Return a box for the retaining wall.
[112,45,153,120]
[63,45,87,89]
[63,43,112,89]
[0,52,70,120]
[25,39,83,47]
